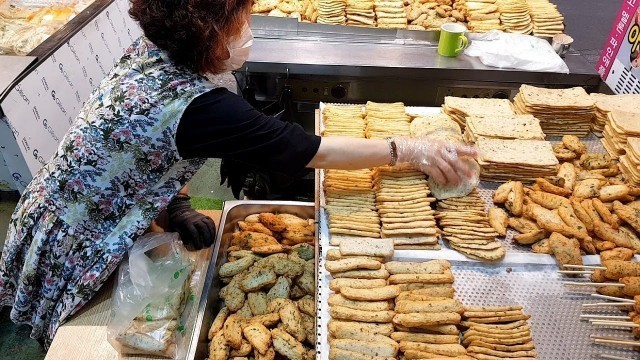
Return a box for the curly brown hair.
[129,0,251,74]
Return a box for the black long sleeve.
[176,88,321,177]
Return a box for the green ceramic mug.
[438,23,468,57]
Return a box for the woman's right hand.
[394,136,478,186]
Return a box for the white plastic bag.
[107,232,194,359]
[464,30,569,73]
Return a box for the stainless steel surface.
[0,55,36,101]
[188,200,315,360]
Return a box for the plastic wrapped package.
[0,19,53,55]
[107,233,196,359]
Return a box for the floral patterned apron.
[0,37,215,344]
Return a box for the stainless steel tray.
[187,200,316,360]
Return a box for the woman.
[0,0,475,345]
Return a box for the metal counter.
[243,17,602,105]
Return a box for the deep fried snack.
[562,135,586,155]
[506,182,524,216]
[393,312,461,327]
[223,314,244,349]
[493,181,514,204]
[388,271,455,284]
[535,178,572,196]
[208,306,229,340]
[570,198,594,232]
[209,330,229,359]
[398,341,467,357]
[243,323,272,355]
[250,313,280,327]
[282,224,314,244]
[278,214,310,227]
[557,162,576,191]
[325,258,382,273]
[549,232,582,269]
[488,207,508,236]
[229,340,252,357]
[296,295,315,317]
[279,302,306,342]
[385,260,450,274]
[613,201,640,233]
[332,268,390,279]
[395,299,464,314]
[603,260,640,279]
[233,231,280,249]
[507,217,540,233]
[573,179,602,199]
[258,213,288,232]
[329,278,387,292]
[328,320,394,337]
[271,328,306,360]
[330,338,399,358]
[238,221,274,236]
[241,267,277,292]
[341,285,400,301]
[592,198,620,229]
[328,348,389,360]
[619,277,640,297]
[330,305,396,323]
[528,190,570,209]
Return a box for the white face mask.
[224,22,253,71]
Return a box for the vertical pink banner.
[596,0,640,79]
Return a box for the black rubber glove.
[167,194,216,250]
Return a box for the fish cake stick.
[328,348,393,360]
[391,332,459,344]
[604,260,640,279]
[330,338,398,358]
[395,299,464,314]
[393,312,461,327]
[385,261,449,274]
[398,285,456,297]
[341,285,400,301]
[389,271,455,284]
[399,341,467,356]
[328,320,394,337]
[330,306,395,323]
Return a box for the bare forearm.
[307,136,391,169]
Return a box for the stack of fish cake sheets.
[346,0,376,26]
[322,104,366,137]
[589,93,640,136]
[455,0,503,33]
[463,114,545,143]
[436,190,506,261]
[476,138,558,182]
[526,0,564,37]
[317,0,347,24]
[373,164,439,249]
[365,101,411,138]
[324,169,381,238]
[496,0,533,34]
[602,110,640,159]
[374,0,407,29]
[442,97,515,129]
[620,137,640,186]
[513,84,595,137]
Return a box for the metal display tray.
[186,200,316,360]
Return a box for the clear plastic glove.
[394,136,478,186]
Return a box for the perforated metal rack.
[314,106,640,359]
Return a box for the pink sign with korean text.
[597,0,640,93]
